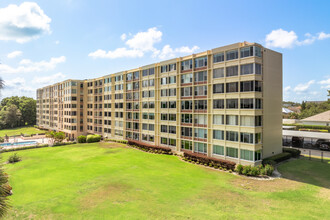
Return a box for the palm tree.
[0,77,10,217]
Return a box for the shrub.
[263,152,292,165]
[86,135,102,143]
[283,147,301,157]
[8,153,21,163]
[235,164,244,174]
[53,141,77,147]
[0,137,4,143]
[0,144,49,153]
[264,164,274,176]
[242,165,251,175]
[104,139,128,144]
[78,135,86,143]
[183,151,236,171]
[128,140,172,154]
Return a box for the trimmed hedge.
[78,135,86,143]
[235,164,274,176]
[283,124,330,132]
[0,144,49,153]
[86,135,101,143]
[183,151,236,171]
[53,141,77,147]
[128,141,172,154]
[283,147,301,157]
[263,152,292,165]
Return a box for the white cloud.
[0,56,66,74]
[265,29,330,48]
[88,48,143,59]
[33,72,66,85]
[158,45,200,59]
[120,33,127,41]
[284,86,291,92]
[55,40,60,44]
[319,77,330,89]
[0,2,51,43]
[89,27,199,59]
[293,80,315,93]
[7,50,23,58]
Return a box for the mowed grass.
[2,143,330,220]
[0,126,45,137]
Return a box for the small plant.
[0,137,4,143]
[78,135,86,143]
[8,153,21,163]
[264,164,274,176]
[235,164,244,174]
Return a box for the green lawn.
[0,126,45,137]
[2,143,330,219]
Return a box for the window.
[133,71,139,80]
[161,125,167,133]
[161,137,168,145]
[213,52,224,63]
[213,99,224,109]
[169,138,176,146]
[161,114,168,121]
[194,85,207,96]
[226,82,238,93]
[213,145,224,155]
[169,114,176,121]
[226,99,238,109]
[182,114,193,123]
[213,130,224,140]
[169,126,176,134]
[194,71,207,82]
[226,66,238,77]
[226,147,238,158]
[169,63,176,71]
[181,101,193,110]
[149,113,155,120]
[240,63,254,75]
[194,128,207,139]
[194,100,207,110]
[213,83,224,94]
[240,46,254,58]
[194,142,207,154]
[213,68,224,79]
[126,73,132,81]
[240,81,262,92]
[149,79,155,86]
[169,88,176,96]
[241,116,262,127]
[256,99,262,109]
[194,114,207,125]
[181,73,193,84]
[161,77,167,85]
[181,140,192,150]
[142,113,148,119]
[181,87,192,97]
[255,133,262,144]
[240,149,253,161]
[161,101,168,108]
[226,131,238,142]
[194,56,207,68]
[213,115,224,125]
[181,127,193,137]
[240,132,254,144]
[255,64,262,74]
[255,150,262,161]
[169,76,176,84]
[226,115,238,126]
[142,123,148,130]
[181,60,192,71]
[169,101,176,108]
[226,49,238,60]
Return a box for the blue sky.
[0,0,330,102]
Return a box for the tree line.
[288,100,330,119]
[0,96,36,129]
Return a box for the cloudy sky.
[0,0,330,102]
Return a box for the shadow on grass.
[278,156,330,189]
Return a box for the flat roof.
[283,130,330,140]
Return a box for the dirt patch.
[99,142,127,149]
[80,183,130,209]
[319,188,330,200]
[231,176,302,192]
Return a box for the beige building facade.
[37,42,282,165]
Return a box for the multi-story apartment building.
[37,42,282,165]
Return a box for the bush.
[105,139,128,144]
[283,147,301,157]
[263,152,292,165]
[86,134,101,143]
[235,164,244,174]
[0,144,49,153]
[128,141,172,154]
[8,153,21,163]
[183,151,236,171]
[53,141,77,147]
[0,137,4,143]
[77,135,86,143]
[264,164,274,176]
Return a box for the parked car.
[315,139,330,151]
[292,136,304,147]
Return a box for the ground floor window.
[255,150,262,161]
[240,149,253,161]
[213,145,224,155]
[194,142,207,154]
[226,147,238,158]
[181,140,192,150]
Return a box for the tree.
[3,105,22,128]
[46,131,55,145]
[0,77,10,217]
[301,101,306,111]
[54,132,65,143]
[0,78,3,93]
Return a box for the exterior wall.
[262,48,283,158]
[36,42,282,165]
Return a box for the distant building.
[301,110,330,126]
[282,108,293,114]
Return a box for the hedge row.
[105,139,128,144]
[86,135,101,143]
[183,151,236,171]
[235,164,274,176]
[283,147,301,157]
[53,141,77,147]
[0,144,49,153]
[128,141,172,154]
[263,152,292,165]
[77,135,86,143]
[283,124,330,132]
